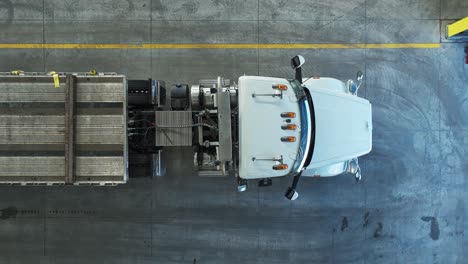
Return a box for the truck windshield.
[290,80,315,173]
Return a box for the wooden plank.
[0,157,65,177]
[0,156,124,178]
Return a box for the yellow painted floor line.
[0,43,441,49]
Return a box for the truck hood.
[307,86,372,168]
[238,76,300,179]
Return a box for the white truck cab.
[237,56,372,200]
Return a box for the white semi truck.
[238,56,372,199]
[0,55,372,200]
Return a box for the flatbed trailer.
[0,73,127,185]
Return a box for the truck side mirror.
[291,55,305,69]
[291,55,305,82]
[356,71,364,81]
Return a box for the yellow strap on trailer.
[48,71,60,88]
[447,17,468,38]
[10,70,24,75]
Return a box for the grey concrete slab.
[398,216,440,258]
[152,217,262,263]
[0,256,155,264]
[257,219,333,252]
[45,49,152,79]
[254,176,295,218]
[439,130,467,263]
[45,218,151,257]
[153,174,260,219]
[151,247,265,264]
[361,129,456,263]
[259,0,365,21]
[45,49,120,72]
[255,171,366,262]
[0,188,45,261]
[152,20,258,43]
[151,150,261,263]
[440,130,468,186]
[257,220,334,263]
[439,43,468,130]
[0,219,44,257]
[364,130,441,213]
[332,223,366,264]
[365,48,440,131]
[362,130,443,263]
[313,49,366,87]
[152,0,258,20]
[120,49,153,79]
[45,180,152,219]
[152,49,258,84]
[361,224,400,264]
[0,49,44,72]
[296,176,366,215]
[259,20,365,44]
[435,186,466,263]
[0,20,43,43]
[441,0,468,19]
[0,0,43,20]
[45,21,150,44]
[151,216,336,263]
[44,0,151,21]
[0,187,45,214]
[366,0,440,19]
[361,214,439,264]
[366,19,440,43]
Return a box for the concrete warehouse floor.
[0,0,467,263]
